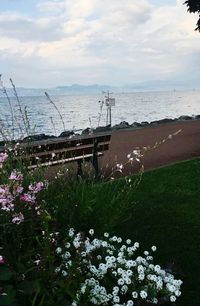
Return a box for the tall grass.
[0,77,35,141]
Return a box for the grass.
[113,158,200,306]
[42,158,200,305]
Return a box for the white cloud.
[0,0,199,87]
[0,12,63,42]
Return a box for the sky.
[0,0,199,88]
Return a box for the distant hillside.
[0,81,199,97]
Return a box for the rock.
[93,125,111,133]
[178,115,192,121]
[150,118,176,125]
[150,120,159,125]
[157,118,175,124]
[22,134,56,143]
[194,114,200,119]
[82,127,93,135]
[112,121,130,130]
[140,121,149,127]
[59,130,75,138]
[131,122,142,128]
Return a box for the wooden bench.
[0,132,112,177]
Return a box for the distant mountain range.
[0,81,199,97]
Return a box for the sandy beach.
[101,119,200,175]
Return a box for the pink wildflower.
[12,212,24,224]
[0,186,14,211]
[34,259,41,266]
[0,152,8,168]
[20,193,35,203]
[29,182,44,193]
[116,163,124,173]
[16,186,24,194]
[0,255,4,264]
[9,170,23,181]
[0,186,9,194]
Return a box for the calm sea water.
[0,90,200,139]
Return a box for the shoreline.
[1,113,200,145]
[1,117,200,176]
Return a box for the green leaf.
[0,285,16,306]
[18,280,35,295]
[0,267,12,281]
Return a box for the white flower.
[113,286,119,293]
[154,265,161,273]
[138,273,145,281]
[117,278,124,286]
[63,251,71,259]
[152,298,158,304]
[175,290,181,297]
[62,270,68,277]
[89,229,94,236]
[54,229,182,306]
[134,242,139,248]
[126,239,131,245]
[132,291,138,299]
[140,290,147,299]
[151,246,157,252]
[68,228,75,237]
[113,295,120,303]
[55,247,62,254]
[116,163,123,170]
[65,242,71,248]
[54,267,60,273]
[170,295,176,302]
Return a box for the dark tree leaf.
[184,0,200,31]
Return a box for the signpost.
[104,91,115,126]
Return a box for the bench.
[0,132,112,177]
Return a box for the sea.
[0,90,200,139]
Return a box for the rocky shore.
[1,114,200,147]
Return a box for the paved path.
[101,119,200,176]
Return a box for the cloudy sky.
[0,0,199,88]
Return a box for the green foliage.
[117,158,200,306]
[42,170,141,235]
[0,158,141,305]
[184,0,200,31]
[1,155,200,305]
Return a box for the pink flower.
[12,212,24,224]
[0,186,14,211]
[0,255,4,264]
[16,186,24,194]
[9,170,23,181]
[29,182,44,193]
[0,152,8,165]
[0,186,9,194]
[20,193,35,203]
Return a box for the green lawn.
[43,158,200,305]
[115,158,200,306]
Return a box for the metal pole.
[106,107,108,126]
